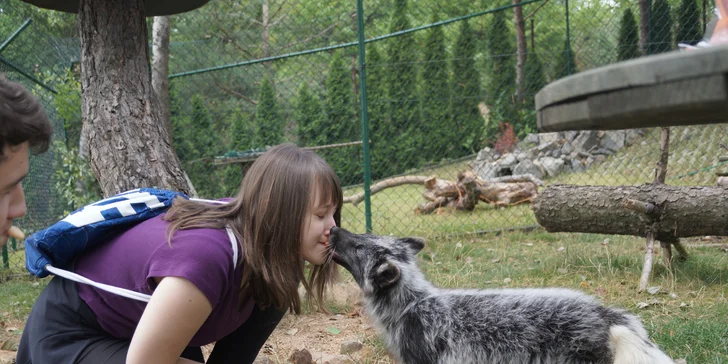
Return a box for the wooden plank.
[537,73,728,131]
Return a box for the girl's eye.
[316,214,324,219]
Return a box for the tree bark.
[639,0,650,55]
[514,0,527,103]
[533,184,728,240]
[79,0,196,197]
[152,15,172,139]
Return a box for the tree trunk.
[79,0,196,197]
[533,184,728,240]
[639,0,650,55]
[514,0,527,103]
[152,15,172,139]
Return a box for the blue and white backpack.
[24,188,238,302]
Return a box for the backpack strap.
[47,198,239,303]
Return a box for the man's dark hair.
[0,74,53,160]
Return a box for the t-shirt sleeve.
[146,229,233,309]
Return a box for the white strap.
[46,198,239,303]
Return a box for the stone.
[513,159,544,179]
[289,349,314,364]
[600,130,625,152]
[540,157,565,178]
[340,340,363,355]
[571,131,600,153]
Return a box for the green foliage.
[229,106,254,153]
[320,51,361,185]
[485,10,517,146]
[649,0,674,54]
[421,12,453,161]
[295,83,324,148]
[366,44,395,180]
[553,39,578,80]
[254,77,284,148]
[386,0,422,172]
[519,52,547,136]
[676,0,702,45]
[451,19,483,155]
[617,8,641,61]
[51,70,82,149]
[51,140,102,216]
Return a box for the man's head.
[0,74,53,247]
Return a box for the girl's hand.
[127,277,213,364]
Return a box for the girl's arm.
[127,276,213,364]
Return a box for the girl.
[17,143,342,364]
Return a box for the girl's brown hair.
[163,143,342,313]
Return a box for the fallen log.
[343,175,439,206]
[533,184,728,240]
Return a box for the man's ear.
[373,260,401,289]
[399,237,425,254]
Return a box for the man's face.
[0,142,29,248]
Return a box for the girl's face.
[300,186,337,265]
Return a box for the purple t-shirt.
[74,213,255,347]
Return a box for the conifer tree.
[254,77,283,148]
[649,0,674,54]
[324,51,360,185]
[617,8,641,61]
[386,0,421,171]
[554,39,578,80]
[421,12,452,160]
[451,19,483,155]
[521,51,547,134]
[295,83,323,147]
[676,0,702,45]
[366,44,394,180]
[485,10,516,145]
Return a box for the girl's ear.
[398,237,425,254]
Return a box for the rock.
[600,130,625,152]
[538,132,561,144]
[340,340,363,355]
[253,355,273,364]
[289,349,314,364]
[560,141,574,155]
[524,133,540,145]
[571,131,599,153]
[0,350,15,364]
[539,157,565,178]
[473,161,498,180]
[717,176,728,187]
[497,153,519,170]
[513,159,544,179]
[475,147,495,162]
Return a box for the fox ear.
[399,237,425,254]
[373,260,401,289]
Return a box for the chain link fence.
[1,0,725,276]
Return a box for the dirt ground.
[0,281,390,364]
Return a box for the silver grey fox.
[329,227,674,364]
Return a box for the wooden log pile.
[343,172,541,214]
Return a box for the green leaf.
[326,326,341,335]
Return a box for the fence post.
[356,0,373,233]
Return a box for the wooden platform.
[535,45,728,132]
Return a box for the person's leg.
[205,304,286,364]
[17,275,129,364]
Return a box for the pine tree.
[295,83,323,147]
[366,44,395,180]
[229,106,254,152]
[386,0,421,171]
[324,51,360,185]
[649,0,674,54]
[254,77,284,148]
[617,8,641,61]
[421,12,452,161]
[485,10,516,146]
[451,19,483,155]
[521,51,547,135]
[676,0,702,45]
[554,39,578,80]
